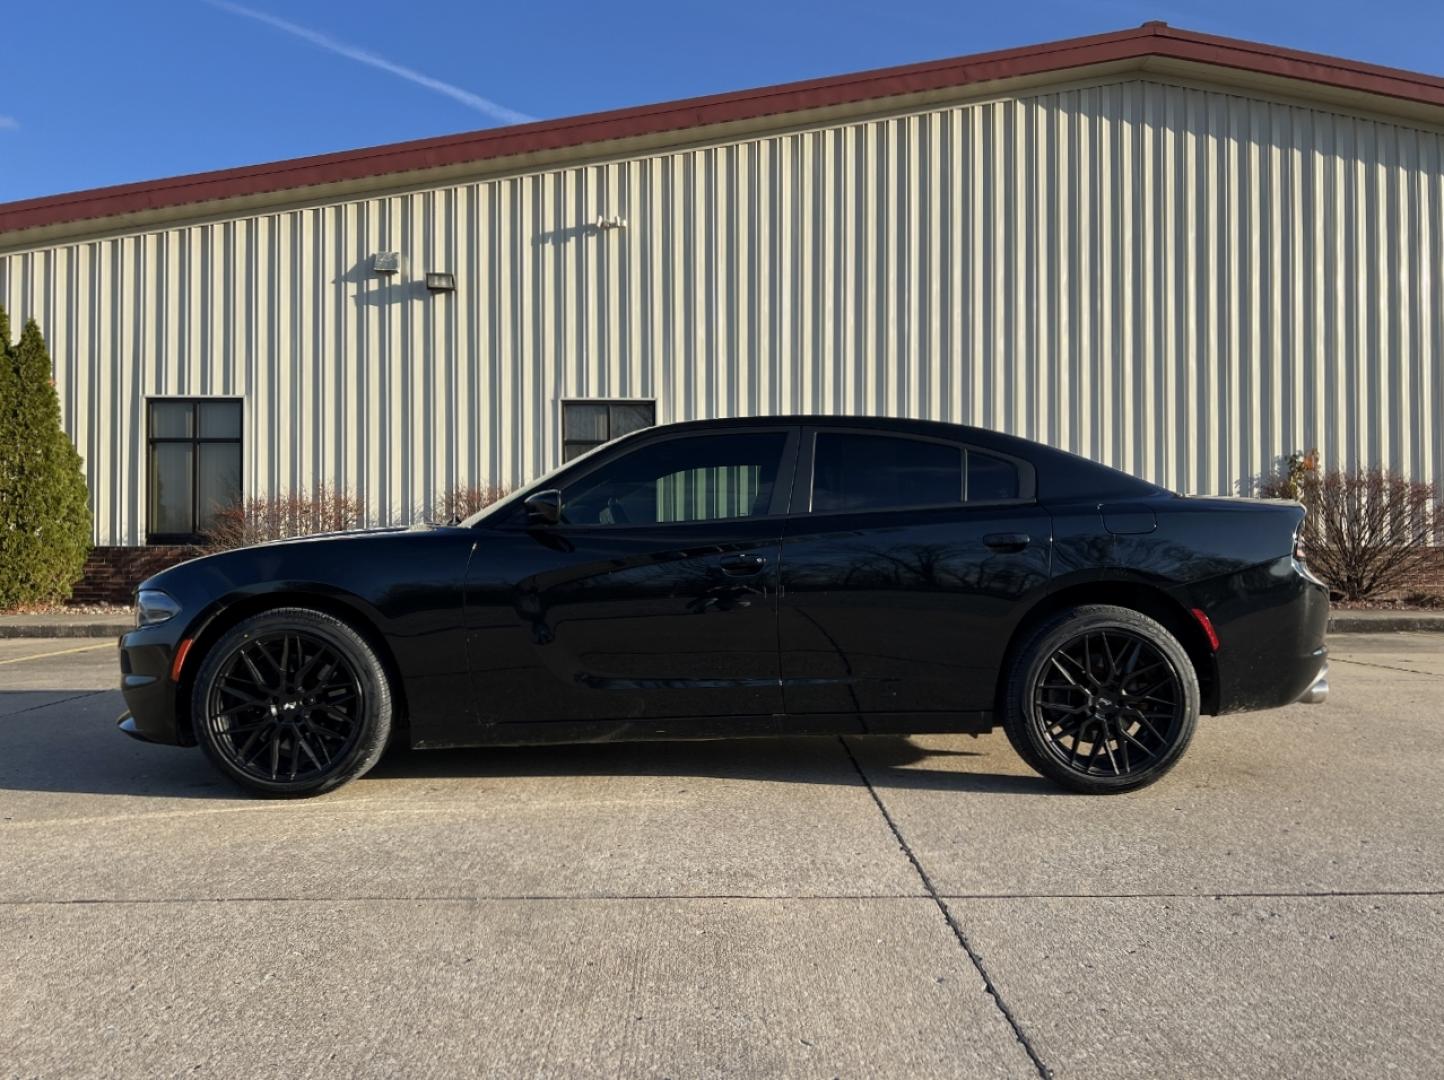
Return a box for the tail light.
[1189,608,1221,652]
[1292,525,1307,565]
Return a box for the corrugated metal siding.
[2,77,1441,546]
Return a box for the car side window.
[560,432,787,526]
[811,433,963,512]
[967,450,1020,502]
[809,432,1025,512]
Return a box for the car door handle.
[717,553,768,576]
[983,532,1031,553]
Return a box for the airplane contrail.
[204,0,535,126]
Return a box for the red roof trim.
[5,22,1444,237]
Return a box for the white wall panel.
[2,78,1442,545]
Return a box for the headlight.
[136,589,181,627]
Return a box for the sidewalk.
[2,607,1442,639]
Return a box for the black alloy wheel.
[1033,629,1184,776]
[191,608,392,796]
[1004,605,1199,794]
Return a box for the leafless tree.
[202,486,367,551]
[421,484,513,523]
[1272,468,1440,601]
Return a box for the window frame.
[559,398,657,463]
[145,396,245,544]
[501,425,801,530]
[795,427,1036,517]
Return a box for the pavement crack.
[0,689,109,718]
[839,736,1052,1080]
[1331,657,1444,679]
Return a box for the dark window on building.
[811,433,963,513]
[562,400,655,461]
[561,432,785,526]
[147,399,242,543]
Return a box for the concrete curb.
[1327,614,1444,634]
[0,623,131,639]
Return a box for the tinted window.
[561,432,785,526]
[811,433,963,513]
[967,451,1020,502]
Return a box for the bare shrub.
[1263,460,1440,601]
[422,484,512,524]
[202,486,367,551]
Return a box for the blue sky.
[3,0,1443,203]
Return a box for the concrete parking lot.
[2,633,1442,1078]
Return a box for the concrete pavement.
[1,633,1442,1077]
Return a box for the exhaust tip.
[1298,662,1329,705]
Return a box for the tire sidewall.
[191,608,392,797]
[1006,606,1200,794]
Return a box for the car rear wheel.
[1003,605,1199,794]
[191,607,392,797]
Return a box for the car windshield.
[457,438,618,528]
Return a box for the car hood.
[136,523,466,593]
[255,523,436,546]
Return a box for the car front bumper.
[118,627,190,745]
[116,711,167,743]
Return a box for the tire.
[190,607,393,797]
[1003,605,1199,794]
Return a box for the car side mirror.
[524,489,563,526]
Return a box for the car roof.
[649,413,1008,441]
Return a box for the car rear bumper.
[1190,556,1331,714]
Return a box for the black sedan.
[118,416,1330,796]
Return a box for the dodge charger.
[117,416,1330,796]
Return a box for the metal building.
[1,22,1442,555]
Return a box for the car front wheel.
[1003,605,1199,794]
[190,607,393,797]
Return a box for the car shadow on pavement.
[361,736,1059,797]
[0,689,1059,799]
